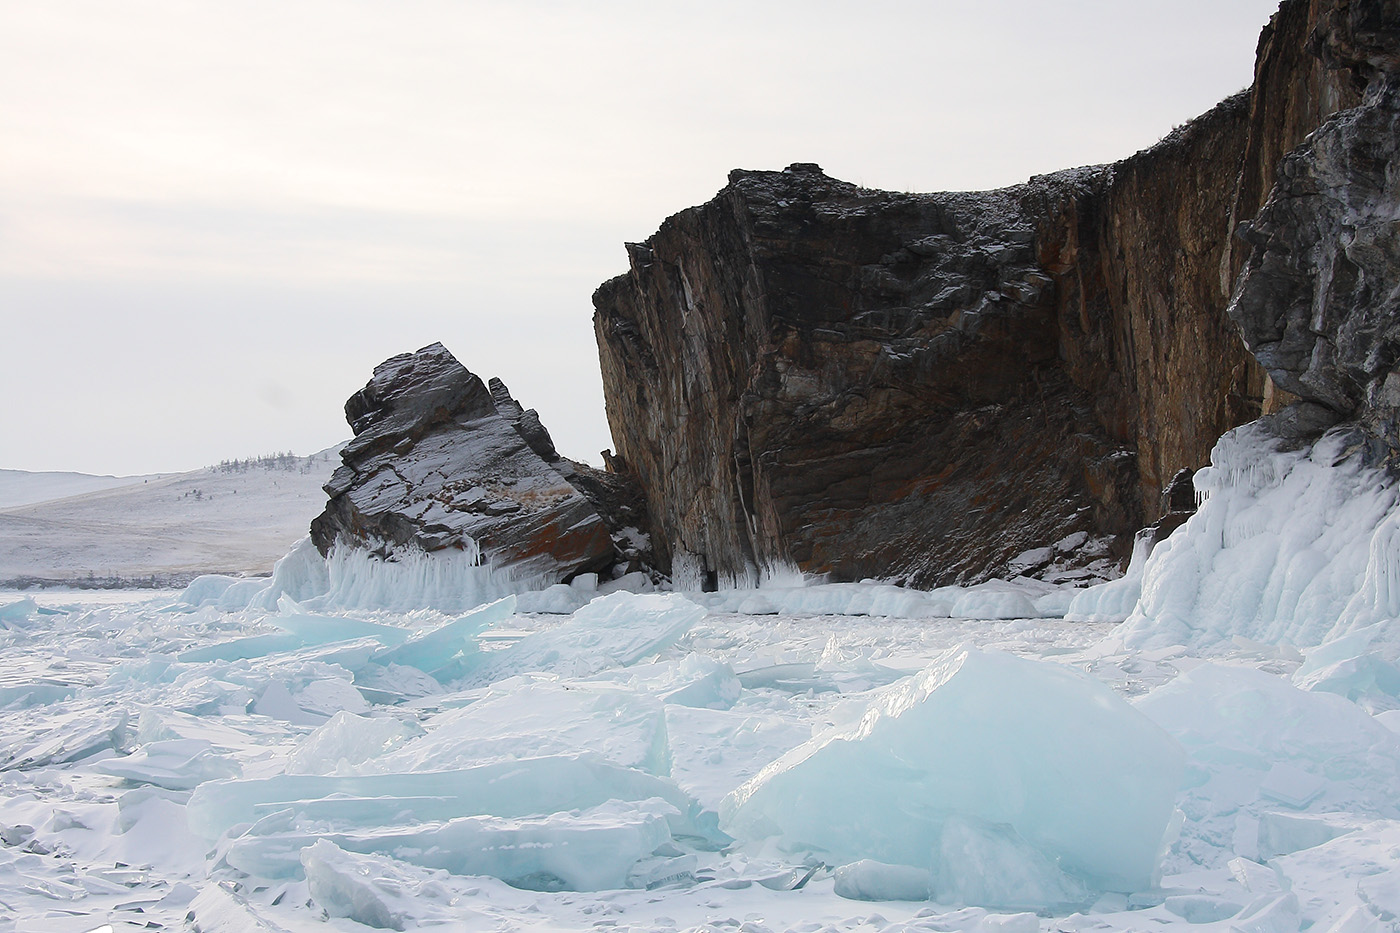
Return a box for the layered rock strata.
[311,343,652,582]
[593,0,1379,587]
[595,167,1137,588]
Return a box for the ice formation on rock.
[1097,422,1400,664]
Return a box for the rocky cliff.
[1231,0,1400,449]
[593,0,1386,588]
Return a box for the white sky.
[1,0,1282,476]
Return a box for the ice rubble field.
[1,423,1399,933]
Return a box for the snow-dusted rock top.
[310,342,624,584]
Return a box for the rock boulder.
[310,343,649,583]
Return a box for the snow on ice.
[0,423,1399,931]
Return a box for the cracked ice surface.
[0,544,1398,933]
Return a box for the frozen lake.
[0,583,1395,933]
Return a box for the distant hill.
[0,469,160,510]
[0,447,343,588]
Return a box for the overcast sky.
[2,0,1282,476]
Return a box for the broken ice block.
[1136,664,1400,821]
[178,633,304,664]
[465,592,704,684]
[720,646,1184,902]
[1257,812,1348,859]
[655,656,742,709]
[0,596,39,627]
[833,859,933,901]
[368,595,514,678]
[1260,763,1327,808]
[186,753,707,841]
[1,708,129,769]
[1293,624,1400,704]
[95,738,240,789]
[1164,895,1246,923]
[934,814,1090,909]
[287,711,422,775]
[1228,857,1286,895]
[663,705,814,811]
[1228,892,1300,933]
[0,682,76,708]
[302,840,458,929]
[269,611,410,648]
[372,680,668,775]
[228,798,676,889]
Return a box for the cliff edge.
[593,0,1379,588]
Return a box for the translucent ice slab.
[833,859,933,902]
[268,609,410,648]
[230,797,676,889]
[720,646,1184,903]
[663,705,814,811]
[367,595,514,680]
[463,592,705,684]
[1135,664,1400,824]
[287,711,422,775]
[186,753,707,841]
[178,633,304,664]
[0,597,40,627]
[95,737,240,789]
[301,839,456,928]
[370,680,668,775]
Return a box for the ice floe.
[721,645,1184,907]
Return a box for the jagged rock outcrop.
[593,0,1381,587]
[311,343,654,582]
[1231,0,1400,450]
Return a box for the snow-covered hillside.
[0,469,159,510]
[0,449,342,587]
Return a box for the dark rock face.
[593,0,1376,587]
[595,168,1137,587]
[1231,3,1400,449]
[311,343,651,582]
[1140,468,1201,553]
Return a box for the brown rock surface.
[310,343,651,583]
[593,0,1378,587]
